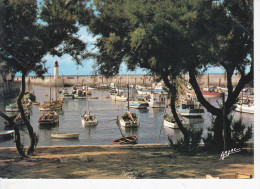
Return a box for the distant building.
[54,60,59,80]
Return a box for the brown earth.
[0,144,254,179]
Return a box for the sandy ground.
[0,144,254,179]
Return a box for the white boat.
[126,100,149,109]
[234,103,254,114]
[119,111,139,127]
[0,130,15,138]
[176,99,204,117]
[81,88,98,126]
[111,94,128,101]
[163,114,178,128]
[145,93,167,108]
[81,113,98,126]
[137,89,151,95]
[51,133,79,139]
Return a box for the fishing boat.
[126,100,149,109]
[81,114,98,126]
[145,92,167,108]
[176,99,204,117]
[98,84,110,89]
[59,88,73,99]
[112,136,138,145]
[111,93,128,101]
[119,111,139,127]
[163,114,178,128]
[33,102,40,105]
[51,133,79,139]
[0,130,15,139]
[5,103,29,112]
[104,95,109,98]
[38,111,59,125]
[4,112,30,127]
[234,103,254,114]
[81,87,98,126]
[120,83,140,127]
[202,91,222,98]
[186,90,222,98]
[73,88,86,99]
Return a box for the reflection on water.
[0,85,254,147]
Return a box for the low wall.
[13,74,241,87]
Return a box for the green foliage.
[171,128,203,155]
[231,117,253,148]
[203,115,253,152]
[0,0,89,76]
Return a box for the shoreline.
[0,144,254,179]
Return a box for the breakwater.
[14,74,241,87]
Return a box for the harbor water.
[0,85,254,147]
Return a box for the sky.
[40,27,148,76]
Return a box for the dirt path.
[0,144,254,179]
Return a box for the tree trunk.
[0,111,27,158]
[17,72,36,155]
[162,76,189,142]
[169,92,189,143]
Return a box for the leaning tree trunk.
[162,76,189,143]
[0,111,26,158]
[17,72,36,155]
[169,92,189,143]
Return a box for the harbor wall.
[13,74,241,87]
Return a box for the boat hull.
[177,108,204,117]
[0,130,15,138]
[81,118,98,126]
[163,119,178,128]
[119,117,139,127]
[51,133,79,139]
[234,104,254,114]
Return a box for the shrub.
[169,128,203,154]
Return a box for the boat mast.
[86,87,90,114]
[49,74,52,102]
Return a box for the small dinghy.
[112,136,137,145]
[51,133,79,139]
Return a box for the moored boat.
[112,136,137,145]
[111,94,128,101]
[4,112,30,127]
[145,92,167,108]
[177,99,204,117]
[81,113,98,126]
[234,103,254,114]
[119,111,139,127]
[51,133,79,139]
[163,114,178,128]
[0,130,15,139]
[38,111,59,125]
[5,103,29,112]
[126,100,149,109]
